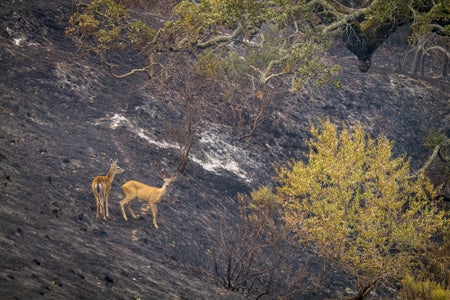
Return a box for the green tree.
[67,0,449,80]
[276,119,449,299]
[66,0,449,137]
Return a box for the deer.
[120,172,177,229]
[91,159,125,221]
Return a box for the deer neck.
[106,168,116,182]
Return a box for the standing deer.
[120,172,177,229]
[91,159,125,221]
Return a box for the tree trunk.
[345,279,378,300]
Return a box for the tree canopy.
[65,0,449,137]
[276,119,449,299]
[67,0,449,82]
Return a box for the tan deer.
[120,172,177,229]
[91,159,125,221]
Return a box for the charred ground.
[0,0,449,299]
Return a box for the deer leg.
[101,191,108,221]
[98,196,105,220]
[128,204,138,219]
[120,196,135,221]
[150,204,158,229]
[105,195,110,219]
[94,193,100,219]
[140,204,150,216]
[102,198,107,221]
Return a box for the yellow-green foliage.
[400,275,450,300]
[409,0,450,44]
[66,0,343,92]
[167,0,269,50]
[66,0,153,53]
[173,0,269,32]
[424,129,447,150]
[128,20,155,50]
[277,119,449,292]
[172,1,341,90]
[289,38,342,91]
[360,0,449,46]
[248,186,278,227]
[250,185,277,211]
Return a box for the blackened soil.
[0,1,448,299]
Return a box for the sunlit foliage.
[400,275,450,300]
[65,0,448,136]
[408,0,450,44]
[66,0,134,53]
[66,0,449,81]
[66,0,344,91]
[276,119,449,298]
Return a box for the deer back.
[93,175,112,194]
[122,180,165,204]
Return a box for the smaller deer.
[91,159,125,221]
[120,172,177,229]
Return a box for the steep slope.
[0,1,244,299]
[0,0,448,299]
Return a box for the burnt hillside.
[0,0,449,299]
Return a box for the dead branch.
[408,137,450,179]
[196,25,244,49]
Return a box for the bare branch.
[307,0,378,34]
[102,55,167,79]
[320,9,371,34]
[108,65,151,79]
[408,137,450,179]
[425,46,450,59]
[197,25,244,49]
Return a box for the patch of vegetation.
[400,275,450,300]
[424,129,447,150]
[275,119,449,299]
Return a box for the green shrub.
[400,275,450,300]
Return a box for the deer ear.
[172,174,177,180]
[160,171,166,179]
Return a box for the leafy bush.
[400,275,450,300]
[424,129,447,150]
[276,119,449,299]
